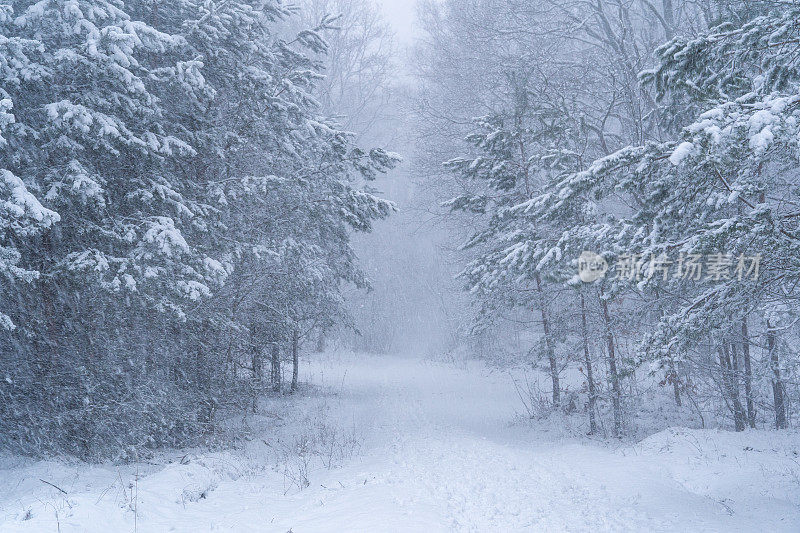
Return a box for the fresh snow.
[668,141,694,166]
[1,352,798,532]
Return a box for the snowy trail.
[2,352,799,532]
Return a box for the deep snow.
[1,352,798,532]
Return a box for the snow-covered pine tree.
[643,5,800,430]
[528,3,800,431]
[0,0,227,457]
[418,0,698,434]
[0,0,396,458]
[0,9,60,331]
[446,78,586,409]
[147,0,396,396]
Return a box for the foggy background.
[318,0,470,357]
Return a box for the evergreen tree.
[0,0,396,458]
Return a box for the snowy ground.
[1,352,799,532]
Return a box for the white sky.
[373,0,418,45]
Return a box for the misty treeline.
[0,0,398,459]
[412,0,800,435]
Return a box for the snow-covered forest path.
[2,352,799,532]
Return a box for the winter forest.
[1,0,800,530]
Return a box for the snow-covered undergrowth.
[0,352,798,532]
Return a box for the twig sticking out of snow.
[38,479,67,495]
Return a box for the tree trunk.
[315,329,326,353]
[270,341,281,393]
[741,317,756,428]
[661,0,675,39]
[600,294,622,437]
[729,340,746,431]
[35,232,58,413]
[250,322,262,413]
[655,288,681,407]
[667,356,682,407]
[196,319,214,426]
[291,329,299,392]
[767,320,787,429]
[580,292,597,434]
[718,340,745,431]
[534,272,560,408]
